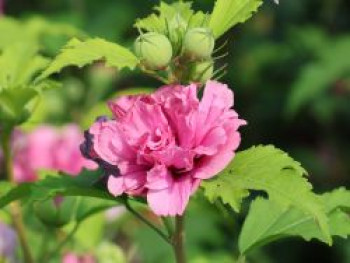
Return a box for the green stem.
[162,217,174,237]
[124,199,171,245]
[173,215,187,263]
[1,130,34,263]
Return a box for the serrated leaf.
[239,188,350,254]
[39,38,139,80]
[209,0,263,38]
[201,145,331,244]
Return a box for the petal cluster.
[11,125,97,183]
[83,81,246,216]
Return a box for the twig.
[1,130,34,263]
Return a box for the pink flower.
[10,125,97,183]
[62,253,95,263]
[83,81,246,216]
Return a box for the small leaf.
[209,0,263,38]
[135,2,209,34]
[39,38,139,80]
[238,188,350,254]
[201,145,331,244]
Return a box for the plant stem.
[173,215,186,263]
[1,130,34,263]
[124,199,171,245]
[161,217,174,237]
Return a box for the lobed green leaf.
[39,38,139,80]
[201,145,331,244]
[238,188,350,254]
[209,0,263,38]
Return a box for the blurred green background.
[2,0,350,262]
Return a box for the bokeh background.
[1,0,350,262]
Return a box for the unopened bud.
[34,197,76,228]
[134,32,173,70]
[183,28,215,60]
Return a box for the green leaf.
[0,171,120,209]
[0,42,54,128]
[39,38,139,80]
[0,16,84,50]
[134,2,209,34]
[0,87,39,127]
[0,183,32,209]
[209,0,263,38]
[238,188,350,254]
[0,43,49,88]
[201,145,331,243]
[286,37,350,116]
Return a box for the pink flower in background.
[62,253,95,263]
[83,81,246,216]
[0,221,17,261]
[11,125,97,183]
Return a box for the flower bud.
[183,28,215,60]
[34,197,76,228]
[189,60,214,83]
[134,32,173,70]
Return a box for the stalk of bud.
[188,60,214,83]
[134,32,173,70]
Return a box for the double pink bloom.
[83,81,246,216]
[12,125,97,183]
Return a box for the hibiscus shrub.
[0,1,350,263]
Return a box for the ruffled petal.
[147,165,193,216]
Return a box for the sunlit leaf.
[239,188,350,254]
[209,0,263,38]
[39,38,139,80]
[201,145,331,244]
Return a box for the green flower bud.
[134,32,173,70]
[189,60,214,83]
[34,197,76,228]
[183,28,215,60]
